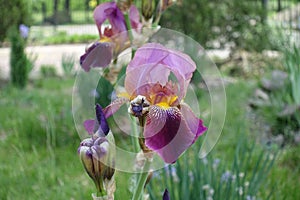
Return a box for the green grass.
[0,77,299,199]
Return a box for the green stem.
[124,12,136,58]
[130,116,140,153]
[132,158,152,200]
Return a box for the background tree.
[0,0,30,43]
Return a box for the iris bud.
[78,135,115,196]
[142,0,155,21]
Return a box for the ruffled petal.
[125,63,170,97]
[125,43,196,100]
[144,105,196,163]
[93,2,117,35]
[80,42,113,71]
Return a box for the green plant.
[9,26,31,88]
[40,65,57,78]
[61,53,75,76]
[148,137,277,200]
[160,0,273,51]
[284,44,300,105]
[0,0,30,43]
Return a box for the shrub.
[61,53,75,76]
[0,0,30,43]
[9,26,31,88]
[160,0,272,51]
[40,65,58,78]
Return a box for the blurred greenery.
[160,0,275,51]
[9,26,31,88]
[0,0,31,43]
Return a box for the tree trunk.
[277,0,282,12]
[53,0,59,25]
[64,0,71,22]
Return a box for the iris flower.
[85,43,206,163]
[80,1,142,72]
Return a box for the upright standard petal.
[125,43,196,101]
[80,42,113,71]
[129,5,142,32]
[93,1,126,37]
[144,105,197,163]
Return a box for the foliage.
[148,138,277,200]
[42,31,98,45]
[61,53,76,76]
[0,0,30,43]
[160,0,273,51]
[250,32,300,144]
[9,26,31,88]
[40,65,58,78]
[284,44,300,105]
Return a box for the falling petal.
[180,103,207,143]
[144,105,196,163]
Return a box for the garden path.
[0,44,86,80]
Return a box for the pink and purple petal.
[83,119,96,135]
[129,5,142,32]
[144,105,197,163]
[80,42,113,72]
[180,103,207,143]
[103,97,128,118]
[125,63,170,97]
[93,2,126,36]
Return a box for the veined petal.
[125,63,170,97]
[103,97,128,118]
[80,42,113,71]
[144,105,196,163]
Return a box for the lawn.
[0,76,299,199]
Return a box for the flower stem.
[132,158,152,200]
[130,116,140,153]
[124,12,136,58]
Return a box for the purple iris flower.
[163,189,170,200]
[78,136,115,193]
[19,24,29,39]
[80,1,142,72]
[99,43,207,164]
